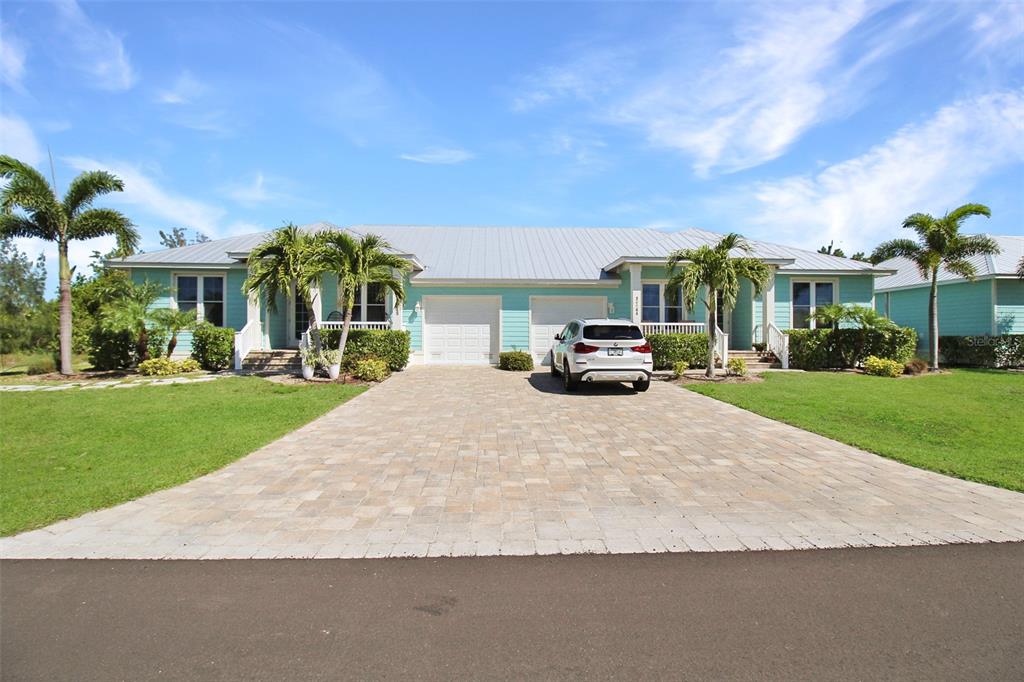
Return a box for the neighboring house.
[874,235,1024,348]
[110,223,894,367]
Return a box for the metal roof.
[874,234,1024,291]
[113,222,889,280]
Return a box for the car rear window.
[583,324,644,340]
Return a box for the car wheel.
[550,356,558,376]
[563,362,578,392]
[633,378,650,392]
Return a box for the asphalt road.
[2,543,1022,680]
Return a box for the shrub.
[87,326,135,370]
[177,358,201,373]
[787,327,917,370]
[938,335,1024,368]
[320,349,341,367]
[647,333,709,370]
[498,350,534,371]
[137,357,179,376]
[726,357,747,376]
[351,357,390,382]
[864,355,903,377]
[752,342,766,354]
[322,329,411,371]
[27,357,55,375]
[191,322,234,371]
[904,358,928,375]
[672,360,689,377]
[299,347,320,367]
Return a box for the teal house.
[111,223,894,369]
[874,235,1024,348]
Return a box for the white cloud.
[0,113,44,165]
[55,0,136,91]
[221,172,302,205]
[512,2,949,176]
[399,147,475,164]
[0,25,27,90]
[971,1,1024,56]
[156,70,206,104]
[63,156,226,237]
[746,90,1024,251]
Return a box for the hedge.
[191,322,235,371]
[321,328,411,371]
[647,333,709,370]
[939,335,1024,368]
[787,327,917,370]
[498,350,534,371]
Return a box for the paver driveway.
[3,367,1022,559]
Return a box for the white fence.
[766,322,790,369]
[640,322,707,335]
[233,320,264,370]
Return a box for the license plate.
[607,348,623,356]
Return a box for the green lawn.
[0,377,365,535]
[686,369,1024,493]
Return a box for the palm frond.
[901,213,935,240]
[943,259,977,280]
[944,203,991,225]
[1017,256,1024,280]
[0,213,49,240]
[68,208,140,255]
[62,170,124,218]
[0,155,63,238]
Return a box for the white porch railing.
[318,320,391,331]
[766,322,789,369]
[233,320,264,370]
[640,322,706,335]
[714,326,728,369]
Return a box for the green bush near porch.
[191,322,235,371]
[321,329,411,371]
[939,335,1024,368]
[787,327,916,370]
[498,350,534,371]
[648,333,709,370]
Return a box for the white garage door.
[423,296,500,364]
[530,296,607,364]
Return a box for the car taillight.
[573,342,599,354]
[630,342,652,353]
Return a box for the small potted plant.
[321,349,341,380]
[300,347,318,380]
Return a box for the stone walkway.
[0,374,223,392]
[2,366,1022,559]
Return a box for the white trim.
[604,256,796,271]
[782,268,894,276]
[790,278,839,330]
[991,278,998,336]
[639,279,697,324]
[112,262,246,270]
[171,271,227,326]
[409,277,623,288]
[629,264,642,323]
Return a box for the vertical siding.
[886,280,994,346]
[995,279,1024,334]
[319,273,339,319]
[731,278,754,350]
[131,269,188,355]
[774,274,792,328]
[225,270,247,330]
[402,277,631,352]
[774,274,875,330]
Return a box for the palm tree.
[666,234,772,377]
[872,204,999,370]
[99,281,165,364]
[151,307,197,357]
[243,224,326,352]
[0,156,138,374]
[1017,256,1023,280]
[320,231,411,360]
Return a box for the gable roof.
[113,222,890,281]
[874,234,1024,291]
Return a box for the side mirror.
[553,334,562,341]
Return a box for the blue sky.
[2,0,1022,293]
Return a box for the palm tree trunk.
[305,294,322,354]
[166,333,177,358]
[706,290,717,378]
[57,240,74,375]
[337,304,353,360]
[929,269,939,371]
[137,323,150,363]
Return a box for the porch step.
[241,350,301,372]
[727,350,781,370]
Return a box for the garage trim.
[421,295,502,365]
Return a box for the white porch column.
[246,292,263,350]
[763,268,776,332]
[629,264,642,323]
[390,269,405,330]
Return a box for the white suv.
[551,318,653,392]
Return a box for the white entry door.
[530,296,607,365]
[423,296,500,364]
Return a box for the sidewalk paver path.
[3,366,1022,559]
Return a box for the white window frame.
[331,283,390,322]
[641,280,693,323]
[791,278,838,330]
[172,272,227,327]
